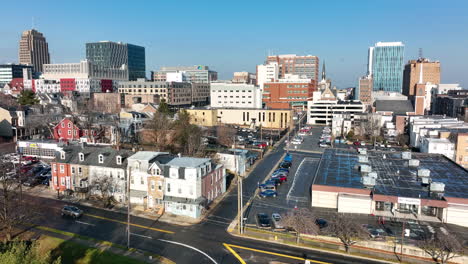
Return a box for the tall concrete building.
[368,42,405,93]
[0,64,33,87]
[86,41,145,81]
[152,66,217,83]
[18,29,50,74]
[266,54,319,82]
[403,58,441,98]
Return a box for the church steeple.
[321,61,326,81]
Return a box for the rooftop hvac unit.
[362,176,376,186]
[418,168,431,178]
[408,159,420,167]
[358,155,368,163]
[360,164,372,173]
[430,182,445,192]
[421,177,431,185]
[368,172,378,179]
[402,151,412,160]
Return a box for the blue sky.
[1,0,467,88]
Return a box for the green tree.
[17,90,39,106]
[157,99,171,116]
[0,240,61,264]
[346,130,355,141]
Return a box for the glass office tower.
[368,42,404,93]
[86,41,145,80]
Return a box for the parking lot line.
[224,243,331,264]
[84,213,175,234]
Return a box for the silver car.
[272,213,283,229]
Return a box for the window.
[116,156,122,165]
[60,177,65,186]
[98,154,104,164]
[53,164,57,172]
[178,188,182,194]
[67,130,71,136]
[61,123,65,128]
[158,182,162,190]
[60,152,65,159]
[167,183,171,192]
[78,167,82,174]
[60,165,64,173]
[68,123,71,128]
[130,176,134,184]
[71,167,75,174]
[151,180,155,191]
[140,177,144,185]
[79,153,84,161]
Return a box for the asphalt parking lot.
[245,152,322,227]
[286,126,326,153]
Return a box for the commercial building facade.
[152,66,217,83]
[307,100,366,125]
[368,42,405,93]
[256,62,279,89]
[403,58,441,98]
[312,149,468,227]
[210,82,262,109]
[86,41,145,80]
[187,108,293,130]
[19,29,50,73]
[0,64,33,87]
[266,54,319,82]
[232,72,256,84]
[263,75,316,109]
[357,76,373,105]
[42,60,129,81]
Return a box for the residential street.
[22,137,387,264]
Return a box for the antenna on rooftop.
[32,17,35,29]
[418,48,423,59]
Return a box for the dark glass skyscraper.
[86,41,145,80]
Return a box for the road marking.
[223,243,246,264]
[159,239,218,264]
[84,213,174,234]
[130,232,152,239]
[286,157,307,201]
[75,220,95,226]
[225,243,331,264]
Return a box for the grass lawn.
[37,235,144,264]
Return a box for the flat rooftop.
[314,149,468,200]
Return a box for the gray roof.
[164,157,210,168]
[128,151,168,161]
[56,145,134,169]
[375,100,414,115]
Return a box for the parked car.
[42,176,51,186]
[284,153,292,163]
[353,141,361,146]
[271,175,287,183]
[279,161,292,168]
[315,218,328,229]
[319,143,330,148]
[256,142,267,148]
[259,183,276,191]
[23,156,39,163]
[259,189,277,198]
[256,213,271,228]
[275,168,289,173]
[272,170,288,177]
[272,213,283,229]
[61,206,83,219]
[39,167,51,177]
[23,176,42,187]
[19,166,33,174]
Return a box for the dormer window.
[60,151,65,159]
[79,153,84,162]
[98,154,104,164]
[116,155,122,165]
[134,162,139,170]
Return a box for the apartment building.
[357,76,373,105]
[187,108,293,130]
[127,151,226,218]
[408,116,467,148]
[403,58,441,98]
[232,71,256,85]
[256,62,279,89]
[266,54,319,81]
[210,82,262,109]
[50,145,133,203]
[432,90,468,121]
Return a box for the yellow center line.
[84,213,175,234]
[225,243,331,264]
[223,243,247,264]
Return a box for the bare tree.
[326,213,367,253]
[418,229,463,264]
[148,111,172,151]
[90,175,117,208]
[282,209,319,244]
[358,114,381,144]
[0,156,36,241]
[217,126,236,147]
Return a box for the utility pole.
[235,136,244,234]
[127,161,132,248]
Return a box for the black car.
[22,176,42,187]
[38,167,51,177]
[256,213,271,228]
[315,218,328,229]
[279,161,292,169]
[42,176,51,186]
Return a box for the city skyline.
[0,0,467,88]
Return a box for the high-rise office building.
[368,42,405,92]
[18,29,50,74]
[86,41,145,80]
[266,54,319,82]
[403,58,440,97]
